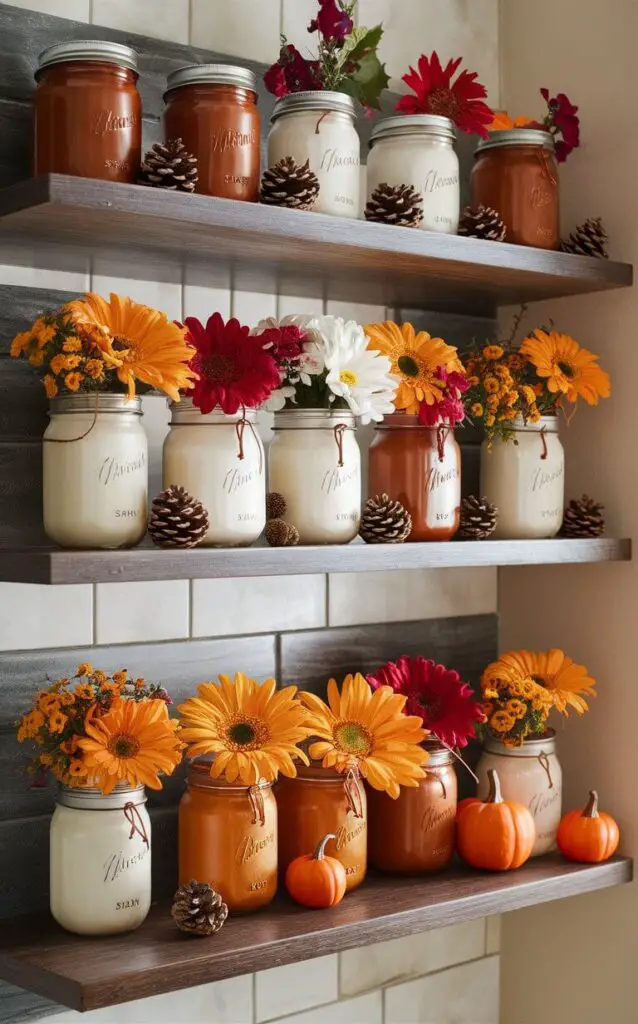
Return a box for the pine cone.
[458,495,498,540]
[266,492,287,520]
[172,881,228,937]
[360,494,412,544]
[260,157,319,211]
[561,217,609,258]
[458,205,506,242]
[560,495,605,538]
[138,139,198,193]
[148,486,209,548]
[365,183,424,228]
[265,518,300,547]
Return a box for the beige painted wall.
[500,2,638,1022]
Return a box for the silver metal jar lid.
[57,781,146,810]
[169,397,258,425]
[165,63,257,93]
[484,729,556,757]
[476,128,555,153]
[49,394,142,416]
[37,40,138,73]
[370,114,456,145]
[272,90,356,121]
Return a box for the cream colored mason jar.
[480,416,564,539]
[477,732,562,856]
[163,400,265,546]
[50,783,151,935]
[268,409,361,544]
[267,91,360,217]
[43,394,148,549]
[367,115,460,233]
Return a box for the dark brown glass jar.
[471,129,559,249]
[35,40,141,183]
[368,414,461,541]
[367,744,457,874]
[164,65,260,201]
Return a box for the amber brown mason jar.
[35,40,141,183]
[164,65,260,201]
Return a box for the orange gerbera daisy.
[483,649,596,715]
[63,292,196,401]
[299,673,429,798]
[365,320,461,414]
[78,697,183,794]
[520,329,610,405]
[178,673,310,785]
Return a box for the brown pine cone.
[365,183,424,228]
[148,486,209,548]
[458,495,498,540]
[458,205,506,242]
[138,139,198,193]
[172,881,228,937]
[360,494,412,544]
[560,495,605,538]
[561,217,609,258]
[260,157,320,211]
[266,492,287,520]
[265,518,300,547]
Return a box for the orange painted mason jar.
[178,759,277,913]
[164,65,260,201]
[367,744,457,873]
[35,41,141,183]
[276,765,367,892]
[367,414,461,540]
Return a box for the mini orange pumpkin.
[456,768,535,871]
[557,790,620,863]
[285,833,347,909]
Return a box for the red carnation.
[184,313,280,415]
[396,51,493,139]
[264,44,323,98]
[367,655,483,748]
[541,88,580,162]
[259,324,305,363]
[308,0,354,43]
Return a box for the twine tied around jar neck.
[235,412,263,473]
[123,801,149,848]
[343,768,364,819]
[537,147,558,186]
[333,423,347,468]
[44,391,100,444]
[539,425,548,460]
[315,111,330,134]
[538,750,554,788]
[436,425,447,462]
[248,783,266,826]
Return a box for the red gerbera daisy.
[367,655,483,748]
[184,313,280,415]
[396,51,494,139]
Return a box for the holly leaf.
[340,24,384,67]
[341,49,390,110]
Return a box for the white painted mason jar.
[480,416,564,539]
[50,783,151,935]
[367,114,460,233]
[268,91,360,218]
[43,394,148,549]
[268,409,361,544]
[163,399,265,546]
[477,732,562,857]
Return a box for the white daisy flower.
[310,316,397,424]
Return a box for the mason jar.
[43,394,148,549]
[268,409,361,544]
[367,115,460,233]
[267,91,360,217]
[50,783,151,935]
[179,759,277,913]
[480,416,564,538]
[477,731,562,856]
[368,414,461,540]
[162,399,265,546]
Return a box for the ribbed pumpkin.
[285,834,347,909]
[557,790,620,863]
[456,768,535,871]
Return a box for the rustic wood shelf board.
[0,537,630,585]
[0,856,630,1012]
[0,175,632,313]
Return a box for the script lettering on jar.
[541,506,564,519]
[423,168,459,193]
[344,864,360,876]
[334,819,366,850]
[223,465,261,495]
[425,465,458,494]
[105,159,131,173]
[320,148,360,173]
[114,508,141,519]
[103,847,149,883]
[530,186,553,209]
[248,878,269,892]
[321,465,360,495]
[528,786,562,818]
[225,174,250,186]
[420,803,456,834]
[235,830,275,866]
[211,127,258,153]
[98,451,146,486]
[92,110,138,135]
[116,897,141,910]
[531,462,564,492]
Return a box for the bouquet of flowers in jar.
[490,88,580,162]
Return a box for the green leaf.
[342,49,390,110]
[340,24,383,67]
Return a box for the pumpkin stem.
[313,833,337,861]
[583,790,599,819]
[486,768,504,805]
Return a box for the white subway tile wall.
[6,2,501,1023]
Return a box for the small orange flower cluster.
[480,674,553,747]
[10,311,115,398]
[465,344,541,441]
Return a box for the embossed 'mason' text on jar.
[35,40,141,183]
[367,115,460,233]
[268,91,361,217]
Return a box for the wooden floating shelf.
[0,537,630,585]
[0,175,632,314]
[0,856,630,1012]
